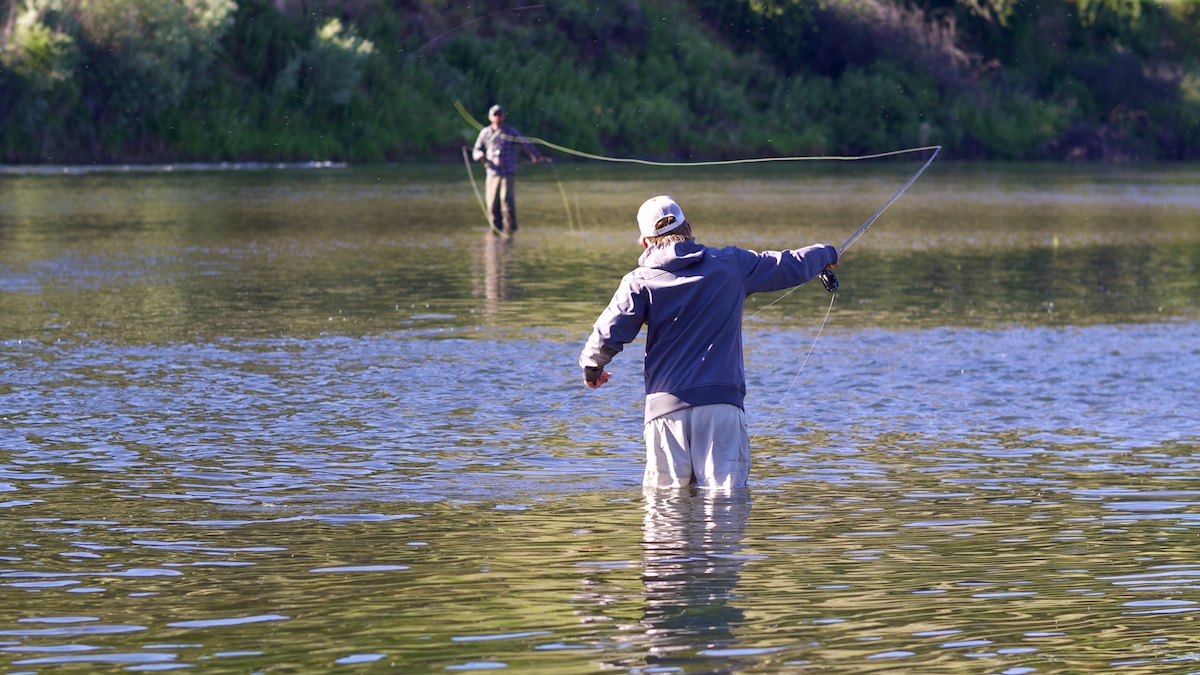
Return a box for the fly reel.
[818,269,838,293]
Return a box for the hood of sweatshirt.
[637,241,707,273]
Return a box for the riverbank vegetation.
[2,0,1198,163]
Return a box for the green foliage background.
[1,0,1198,163]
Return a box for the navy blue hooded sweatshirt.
[580,239,838,423]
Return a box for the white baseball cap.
[637,195,686,239]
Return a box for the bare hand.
[585,371,611,389]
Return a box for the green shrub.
[1,0,1199,162]
[1,0,81,158]
[1,1,78,89]
[276,17,374,107]
[953,87,1067,158]
[74,0,236,115]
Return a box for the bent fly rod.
[817,145,942,292]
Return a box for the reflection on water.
[473,231,514,318]
[1,163,1199,672]
[635,489,752,671]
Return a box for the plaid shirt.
[473,124,542,177]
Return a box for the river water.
[1,161,1198,673]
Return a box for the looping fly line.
[456,100,939,166]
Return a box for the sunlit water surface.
[1,162,1199,673]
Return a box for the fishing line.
[405,5,548,59]
[548,383,587,410]
[456,101,940,165]
[750,291,836,443]
[548,159,577,231]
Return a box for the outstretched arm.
[741,243,840,294]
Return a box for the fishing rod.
[740,145,941,318]
[815,145,942,294]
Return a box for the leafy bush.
[1,0,78,89]
[1,0,80,158]
[276,17,374,106]
[0,0,1198,162]
[74,0,236,116]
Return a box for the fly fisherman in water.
[580,196,840,489]
[472,104,545,235]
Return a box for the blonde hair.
[643,220,693,247]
